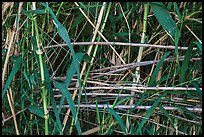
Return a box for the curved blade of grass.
[106,108,126,133]
[178,106,200,121]
[23,69,31,88]
[22,9,46,15]
[65,52,85,86]
[95,100,101,126]
[149,51,171,86]
[129,95,148,114]
[42,56,63,134]
[173,3,182,21]
[151,2,178,39]
[193,41,202,52]
[136,93,166,134]
[27,105,45,118]
[192,81,202,95]
[2,56,22,99]
[54,82,81,135]
[180,43,194,83]
[40,2,81,88]
[159,106,173,124]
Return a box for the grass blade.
[27,105,45,118]
[43,55,63,134]
[40,1,82,91]
[193,41,202,52]
[151,2,179,39]
[22,9,46,15]
[159,106,173,124]
[179,43,194,83]
[106,108,126,133]
[54,82,82,135]
[2,56,22,99]
[136,93,166,134]
[149,51,171,86]
[65,52,85,86]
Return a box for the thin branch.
[48,104,202,113]
[53,86,202,92]
[44,42,198,50]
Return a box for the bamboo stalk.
[7,88,19,135]
[48,104,202,112]
[44,42,197,50]
[53,86,201,92]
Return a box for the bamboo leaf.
[22,9,46,15]
[40,2,81,90]
[151,2,179,39]
[27,105,45,118]
[193,41,202,52]
[54,82,82,135]
[2,56,22,99]
[136,93,166,134]
[43,55,63,134]
[65,52,85,86]
[149,51,171,86]
[178,106,200,121]
[192,81,202,95]
[159,106,173,124]
[106,108,126,133]
[180,43,194,83]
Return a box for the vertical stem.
[32,2,49,135]
[127,4,149,131]
[82,2,111,86]
[132,3,148,103]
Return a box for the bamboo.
[44,42,197,50]
[48,104,202,113]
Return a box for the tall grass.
[2,2,202,135]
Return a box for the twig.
[48,104,202,113]
[53,86,202,95]
[43,42,198,50]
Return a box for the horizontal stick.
[43,42,198,50]
[53,86,202,92]
[49,104,202,112]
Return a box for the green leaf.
[2,56,22,99]
[178,106,200,121]
[192,81,202,95]
[40,2,81,91]
[149,51,171,86]
[159,106,173,124]
[106,108,126,133]
[65,52,85,86]
[173,3,182,21]
[179,43,194,83]
[151,2,179,39]
[136,93,166,134]
[174,29,180,59]
[22,9,46,15]
[23,70,31,88]
[193,41,202,52]
[72,14,85,29]
[95,100,101,126]
[54,82,82,135]
[27,105,45,118]
[42,55,63,134]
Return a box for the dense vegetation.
[2,2,202,135]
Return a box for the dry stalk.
[44,42,198,50]
[49,104,202,113]
[62,2,106,132]
[6,88,19,135]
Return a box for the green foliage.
[54,82,82,135]
[2,2,202,135]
